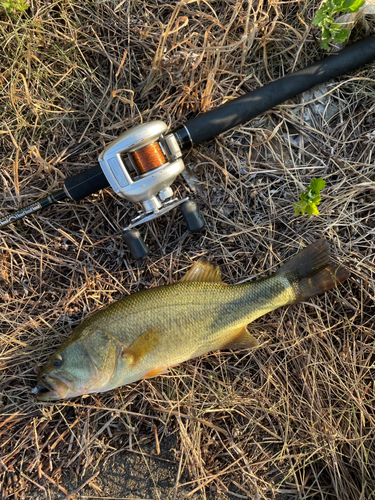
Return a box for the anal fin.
[220,326,259,350]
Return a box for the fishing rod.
[1,36,375,259]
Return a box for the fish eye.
[53,355,63,367]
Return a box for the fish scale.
[92,278,291,338]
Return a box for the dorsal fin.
[180,259,223,283]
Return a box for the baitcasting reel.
[0,120,205,261]
[98,120,204,259]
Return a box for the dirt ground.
[27,435,293,500]
[1,1,375,500]
[29,436,206,500]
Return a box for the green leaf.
[294,178,326,217]
[312,0,365,50]
[320,26,333,48]
[294,202,306,216]
[342,0,365,12]
[310,178,326,192]
[321,25,331,40]
[333,28,351,42]
[1,0,29,12]
[313,8,328,26]
[320,40,331,50]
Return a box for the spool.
[131,142,166,174]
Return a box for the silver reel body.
[99,121,188,227]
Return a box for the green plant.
[1,0,28,14]
[313,0,365,50]
[294,178,326,216]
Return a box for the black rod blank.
[0,165,109,229]
[0,190,67,229]
[174,36,375,148]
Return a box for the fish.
[32,239,349,400]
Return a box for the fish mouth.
[32,374,72,401]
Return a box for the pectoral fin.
[122,327,159,367]
[220,326,259,350]
[181,259,224,283]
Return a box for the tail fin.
[276,239,349,303]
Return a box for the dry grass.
[1,1,375,499]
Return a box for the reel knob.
[180,200,205,232]
[122,229,150,260]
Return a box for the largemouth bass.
[32,239,348,400]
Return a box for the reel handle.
[122,201,205,261]
[180,200,205,232]
[122,229,150,260]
